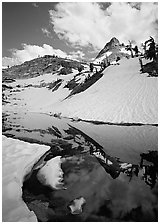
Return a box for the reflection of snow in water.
[93,151,105,160]
[120,163,132,169]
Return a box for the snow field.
[46,58,157,124]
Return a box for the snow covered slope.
[46,58,157,124]
[2,135,50,222]
[3,57,157,124]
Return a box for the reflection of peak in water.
[3,112,157,164]
[22,124,158,221]
[30,122,158,187]
[89,141,157,188]
[4,112,158,188]
[90,146,120,179]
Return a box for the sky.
[2,2,158,67]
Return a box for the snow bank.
[2,135,50,222]
[37,156,64,189]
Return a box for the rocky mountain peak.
[94,37,131,63]
[96,37,121,59]
[109,37,120,47]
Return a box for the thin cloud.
[49,2,158,50]
[41,28,52,38]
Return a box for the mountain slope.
[45,58,157,124]
[2,55,86,80]
[3,56,157,124]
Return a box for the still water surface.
[3,112,158,221]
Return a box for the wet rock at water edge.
[68,197,86,215]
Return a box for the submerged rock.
[68,197,86,215]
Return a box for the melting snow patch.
[107,160,113,165]
[68,197,86,215]
[37,156,64,189]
